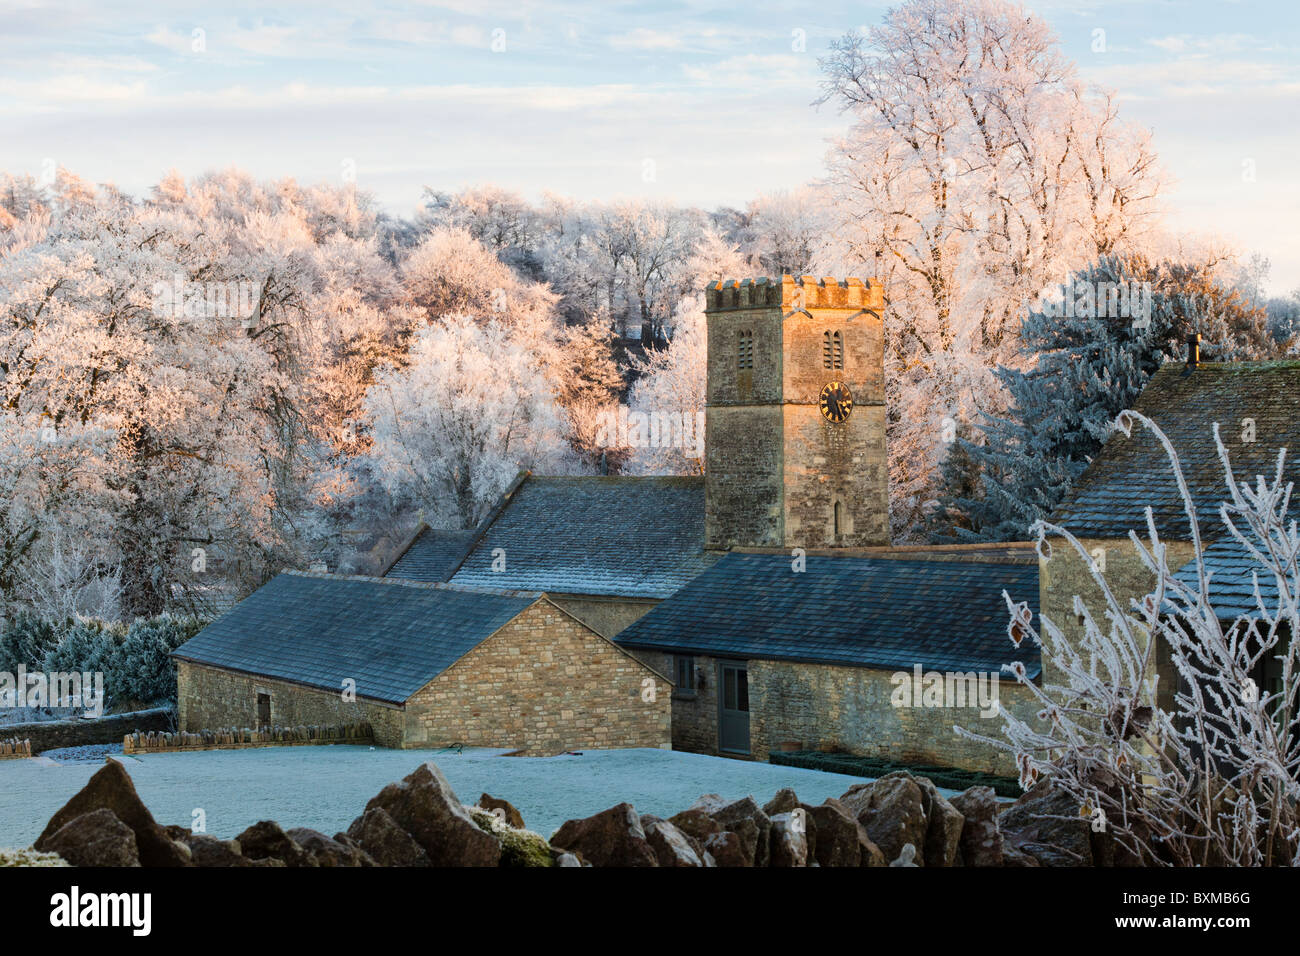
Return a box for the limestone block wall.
[403,601,672,755]
[782,403,889,547]
[748,660,1038,777]
[1037,536,1197,710]
[176,661,405,747]
[628,649,1036,775]
[705,405,784,549]
[549,595,659,639]
[626,650,727,755]
[702,280,789,552]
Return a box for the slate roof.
[448,475,717,598]
[384,527,478,582]
[1055,362,1300,539]
[171,571,538,704]
[615,553,1041,678]
[1170,536,1295,623]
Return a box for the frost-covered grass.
[0,746,870,845]
[0,847,68,866]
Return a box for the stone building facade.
[402,601,670,754]
[626,648,1038,777]
[747,659,1035,776]
[618,552,1043,775]
[1037,537,1197,711]
[173,573,671,755]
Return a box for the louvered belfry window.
[738,330,754,369]
[823,330,843,370]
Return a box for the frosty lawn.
[0,746,871,846]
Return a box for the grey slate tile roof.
[615,552,1041,678]
[448,475,718,598]
[1171,536,1295,622]
[384,527,478,582]
[171,571,538,704]
[1055,362,1300,540]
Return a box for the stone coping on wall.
[0,737,32,760]
[4,706,174,755]
[124,722,374,754]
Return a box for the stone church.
[174,273,1297,775]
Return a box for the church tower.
[703,275,888,550]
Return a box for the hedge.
[0,612,206,708]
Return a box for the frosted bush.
[963,410,1300,866]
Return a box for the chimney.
[1186,333,1201,370]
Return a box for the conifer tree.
[935,254,1272,541]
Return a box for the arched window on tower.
[833,501,843,537]
[823,330,843,370]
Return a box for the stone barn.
[616,551,1043,776]
[172,570,671,754]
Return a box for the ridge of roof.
[280,567,542,600]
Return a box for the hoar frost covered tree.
[964,412,1300,866]
[818,0,1165,540]
[623,295,708,476]
[0,168,421,615]
[364,315,574,529]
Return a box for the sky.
[1,0,1298,291]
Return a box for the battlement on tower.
[705,275,883,312]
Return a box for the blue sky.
[2,0,1298,290]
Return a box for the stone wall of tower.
[704,287,784,548]
[704,275,889,550]
[781,282,888,548]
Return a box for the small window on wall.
[256,692,271,729]
[823,330,843,370]
[674,655,696,694]
[737,330,754,370]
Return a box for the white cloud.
[144,25,196,55]
[681,54,815,89]
[609,28,685,51]
[1147,33,1262,55]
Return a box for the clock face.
[819,381,853,423]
